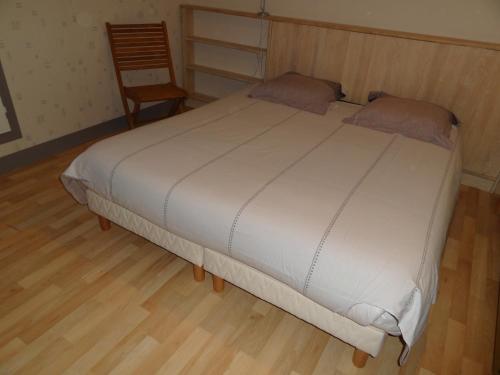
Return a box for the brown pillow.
[249,72,343,115]
[367,91,459,125]
[343,94,456,149]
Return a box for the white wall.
[186,0,500,43]
[183,0,500,101]
[2,0,499,159]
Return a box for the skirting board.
[461,171,499,194]
[0,101,173,175]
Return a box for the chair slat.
[110,23,162,28]
[117,55,168,63]
[109,27,163,34]
[119,62,170,70]
[114,50,169,58]
[111,36,165,43]
[113,46,167,53]
[113,41,166,48]
[111,32,164,38]
[117,58,169,66]
[118,59,169,66]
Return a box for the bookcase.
[181,5,268,104]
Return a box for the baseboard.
[461,171,497,193]
[0,101,172,175]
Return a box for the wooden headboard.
[181,5,500,184]
[266,22,500,182]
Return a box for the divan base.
[87,189,204,266]
[203,248,386,357]
[86,189,386,361]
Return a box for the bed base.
[193,264,205,282]
[89,190,384,368]
[210,271,370,367]
[212,274,225,292]
[98,215,111,231]
[97,215,207,281]
[352,348,370,368]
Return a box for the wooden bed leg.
[212,275,224,293]
[98,215,111,231]
[352,348,369,368]
[193,264,205,282]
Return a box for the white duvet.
[62,89,461,357]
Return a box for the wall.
[183,0,500,101]
[185,0,500,43]
[0,0,183,158]
[183,0,500,191]
[2,0,499,160]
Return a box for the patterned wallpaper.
[0,0,183,157]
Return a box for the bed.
[61,87,462,367]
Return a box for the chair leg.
[193,264,205,282]
[212,274,224,293]
[130,102,141,127]
[132,102,140,115]
[352,348,369,368]
[176,98,187,114]
[125,109,135,129]
[98,215,111,231]
[168,98,181,117]
[121,98,136,129]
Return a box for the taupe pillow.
[249,72,343,115]
[343,94,457,149]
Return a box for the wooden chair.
[106,21,187,129]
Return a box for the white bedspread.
[62,89,461,356]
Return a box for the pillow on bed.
[343,93,457,149]
[249,72,344,115]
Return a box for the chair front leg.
[167,98,179,117]
[131,102,141,125]
[132,102,140,114]
[176,98,187,114]
[125,113,135,129]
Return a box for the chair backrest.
[106,21,177,85]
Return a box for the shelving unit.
[185,35,267,54]
[181,5,268,104]
[186,64,262,84]
[189,91,217,103]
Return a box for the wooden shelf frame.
[190,92,217,103]
[181,5,268,104]
[186,64,262,84]
[181,5,263,20]
[181,4,500,52]
[185,35,266,54]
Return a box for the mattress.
[62,88,462,356]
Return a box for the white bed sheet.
[62,88,462,355]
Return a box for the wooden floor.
[0,143,498,375]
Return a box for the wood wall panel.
[266,22,500,180]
